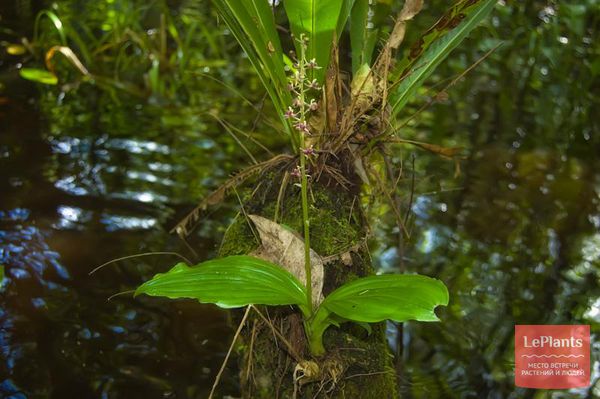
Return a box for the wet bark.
[219,172,399,398]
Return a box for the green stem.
[306,308,330,356]
[300,148,312,314]
[298,38,313,316]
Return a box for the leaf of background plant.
[6,44,26,55]
[33,10,67,45]
[135,255,310,316]
[389,0,496,119]
[19,68,58,85]
[283,0,354,83]
[319,274,449,323]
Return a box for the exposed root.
[244,319,258,385]
[274,171,291,223]
[250,305,302,363]
[209,305,252,399]
[89,251,193,275]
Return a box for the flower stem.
[298,38,313,316]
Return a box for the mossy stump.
[219,173,399,398]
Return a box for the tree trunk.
[219,171,399,398]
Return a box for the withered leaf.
[399,0,424,21]
[350,63,376,112]
[249,215,324,306]
[389,0,424,49]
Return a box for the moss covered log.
[219,173,399,398]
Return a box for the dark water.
[1,0,599,398]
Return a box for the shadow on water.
[0,0,599,398]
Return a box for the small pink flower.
[291,165,301,178]
[294,121,309,134]
[308,99,319,111]
[302,145,315,156]
[284,107,296,119]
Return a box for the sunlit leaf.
[45,46,89,76]
[319,274,449,323]
[33,10,67,45]
[389,0,496,118]
[350,0,378,74]
[135,255,310,316]
[6,44,26,56]
[19,68,58,85]
[283,0,354,83]
[307,273,448,355]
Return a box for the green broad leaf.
[356,321,372,335]
[19,68,58,85]
[329,313,372,335]
[318,274,449,323]
[135,255,310,316]
[350,0,378,74]
[389,0,496,119]
[283,0,354,83]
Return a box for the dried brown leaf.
[388,22,407,50]
[249,215,324,306]
[389,0,424,49]
[399,0,424,21]
[171,154,293,237]
[325,42,340,134]
[411,142,463,158]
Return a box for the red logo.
[515,325,590,389]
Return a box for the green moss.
[219,214,259,256]
[278,185,361,256]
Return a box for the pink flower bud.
[302,145,315,156]
[291,165,301,178]
[284,107,296,119]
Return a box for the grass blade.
[388,0,496,119]
[213,0,297,146]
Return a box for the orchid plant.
[135,0,496,356]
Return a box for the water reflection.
[1,0,598,397]
[0,21,249,398]
[372,146,600,398]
